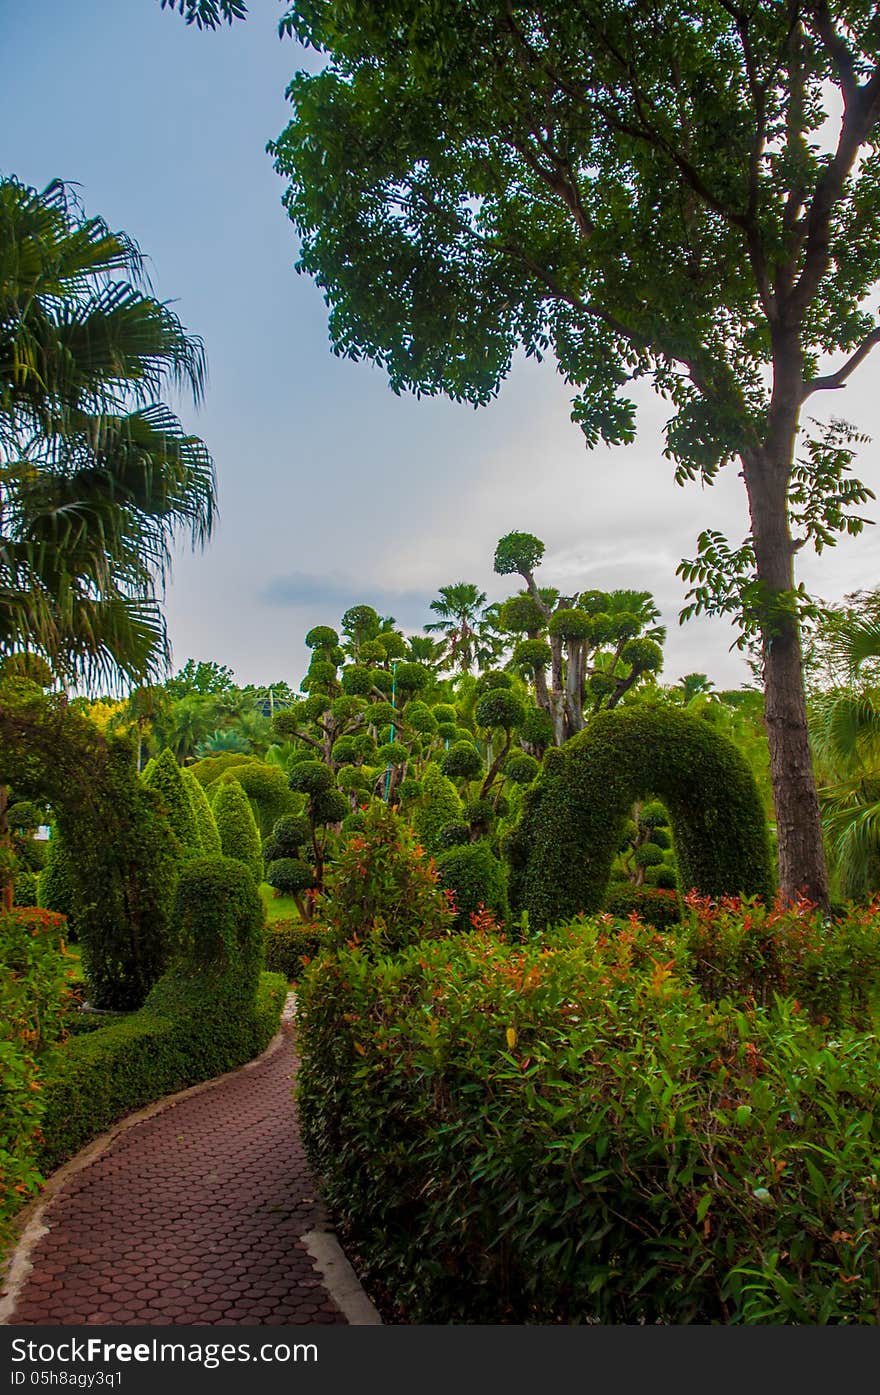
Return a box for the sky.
[3,0,880,693]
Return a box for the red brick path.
[5,1018,348,1325]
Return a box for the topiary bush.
[263,921,330,978]
[435,841,508,930]
[508,705,773,930]
[180,764,222,856]
[210,760,297,839]
[211,778,263,885]
[0,681,178,1010]
[142,747,201,859]
[411,763,464,855]
[603,882,682,929]
[296,916,880,1324]
[37,857,286,1172]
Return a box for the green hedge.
[603,882,682,929]
[37,857,286,1172]
[435,840,508,930]
[296,916,880,1324]
[263,921,329,978]
[508,705,773,930]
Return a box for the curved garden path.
[1,1003,380,1327]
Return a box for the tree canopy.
[271,0,880,906]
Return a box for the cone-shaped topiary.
[180,765,222,856]
[211,779,263,885]
[142,748,201,860]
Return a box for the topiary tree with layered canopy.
[507,705,773,931]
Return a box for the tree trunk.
[743,440,829,909]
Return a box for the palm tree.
[0,176,216,689]
[425,583,489,674]
[809,611,880,900]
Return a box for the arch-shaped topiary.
[0,680,178,1009]
[507,705,773,930]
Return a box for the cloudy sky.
[4,0,880,692]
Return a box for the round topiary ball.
[436,722,458,743]
[341,664,375,696]
[634,843,665,869]
[519,707,555,748]
[394,662,430,694]
[475,689,525,731]
[548,608,593,642]
[358,639,387,663]
[441,742,483,780]
[438,820,470,848]
[513,638,552,671]
[331,736,358,766]
[404,701,437,734]
[378,741,409,766]
[622,638,663,674]
[267,857,315,896]
[312,789,349,826]
[397,777,423,802]
[288,761,334,796]
[504,752,539,785]
[431,704,457,725]
[305,625,340,650]
[499,594,546,635]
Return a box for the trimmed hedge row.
[36,857,287,1172]
[603,882,682,929]
[297,916,880,1324]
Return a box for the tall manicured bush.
[210,761,297,838]
[38,857,284,1172]
[297,918,880,1324]
[0,681,178,1010]
[142,747,201,859]
[211,778,263,885]
[1,908,72,1219]
[508,705,772,929]
[37,829,77,926]
[180,764,222,856]
[411,762,464,854]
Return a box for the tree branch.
[801,325,880,400]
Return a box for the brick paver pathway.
[5,1015,349,1325]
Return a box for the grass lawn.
[259,882,301,923]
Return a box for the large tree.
[0,177,216,689]
[270,0,880,906]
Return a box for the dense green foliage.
[142,747,201,859]
[0,908,73,1220]
[509,706,773,929]
[211,778,263,884]
[0,176,215,687]
[37,857,285,1171]
[179,764,222,856]
[435,841,508,931]
[318,802,454,955]
[297,909,880,1323]
[263,921,329,979]
[603,883,682,930]
[0,681,178,1009]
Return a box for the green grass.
[259,882,301,924]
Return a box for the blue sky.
[4,0,880,691]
